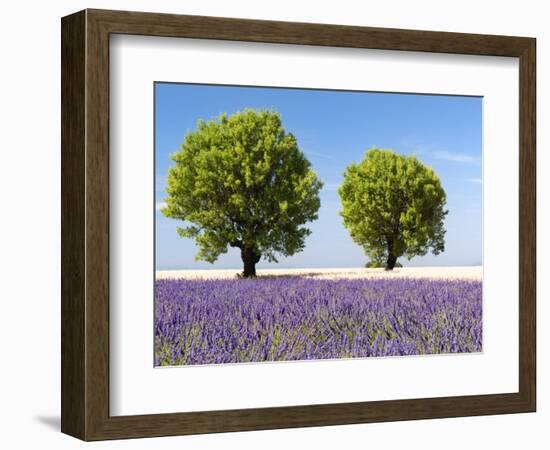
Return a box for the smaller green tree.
[339,148,448,270]
[162,109,323,277]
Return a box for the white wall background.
[0,1,546,448]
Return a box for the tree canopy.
[162,109,323,277]
[338,148,448,270]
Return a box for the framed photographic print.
[61,9,536,440]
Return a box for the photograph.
[154,82,483,367]
[53,6,537,442]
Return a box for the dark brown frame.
[61,9,536,441]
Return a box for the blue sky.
[155,83,482,270]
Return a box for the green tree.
[338,148,448,270]
[162,109,323,277]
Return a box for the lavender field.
[154,276,482,366]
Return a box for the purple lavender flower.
[154,277,482,366]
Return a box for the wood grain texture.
[518,39,536,410]
[84,10,111,439]
[88,8,532,56]
[61,8,537,441]
[61,10,86,439]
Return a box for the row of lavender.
[155,277,482,366]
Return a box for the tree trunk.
[241,247,261,278]
[385,236,398,271]
[385,253,397,271]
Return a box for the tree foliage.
[162,109,323,277]
[338,148,448,270]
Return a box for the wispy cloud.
[323,182,341,191]
[467,178,483,184]
[304,150,335,161]
[156,175,167,193]
[432,150,480,164]
[320,200,341,209]
[155,201,167,211]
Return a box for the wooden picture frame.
[61,9,536,441]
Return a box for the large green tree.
[338,148,448,270]
[162,109,323,277]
